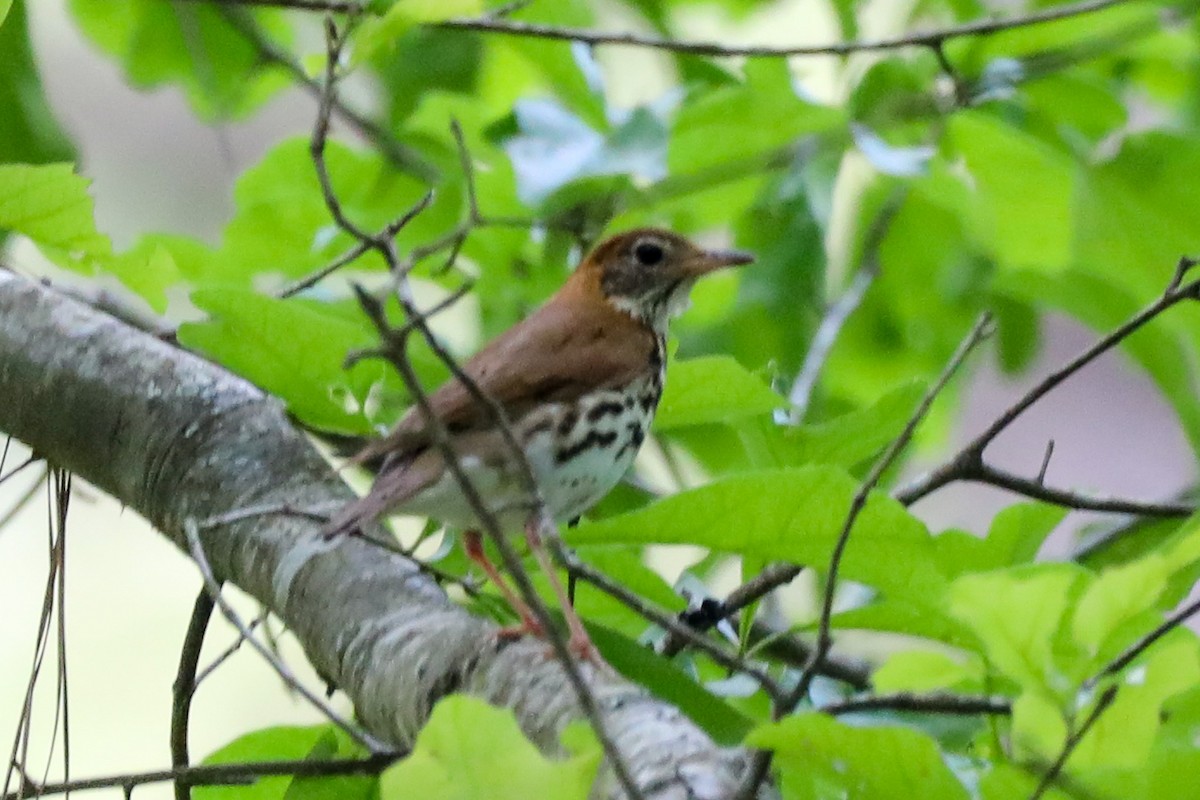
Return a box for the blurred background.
[2,1,1196,799]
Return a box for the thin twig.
[0,455,39,488]
[173,0,1145,58]
[734,313,994,800]
[965,462,1195,517]
[193,612,269,686]
[897,258,1200,508]
[3,754,397,800]
[559,549,785,701]
[1036,440,1055,485]
[0,465,48,533]
[822,692,1011,717]
[1028,686,1118,800]
[788,313,993,708]
[48,472,71,797]
[278,194,435,299]
[1086,594,1200,688]
[213,5,437,180]
[3,471,67,800]
[170,591,216,800]
[788,191,904,422]
[184,521,391,753]
[437,0,1138,56]
[658,563,800,658]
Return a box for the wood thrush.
[327,228,753,658]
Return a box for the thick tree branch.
[0,273,760,800]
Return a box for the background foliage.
[3,0,1200,797]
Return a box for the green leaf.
[1074,133,1200,297]
[196,725,343,800]
[571,466,947,602]
[586,623,753,745]
[934,502,1066,577]
[378,696,599,800]
[102,233,213,313]
[721,175,826,375]
[1072,556,1170,657]
[873,650,983,694]
[0,163,110,257]
[210,137,451,287]
[770,380,926,468]
[284,728,375,800]
[948,111,1075,272]
[178,288,419,434]
[748,714,970,800]
[980,764,1071,800]
[828,598,975,646]
[497,101,666,209]
[654,356,782,429]
[0,0,76,166]
[1072,640,1200,770]
[1010,688,1068,763]
[67,0,292,120]
[949,564,1086,689]
[1074,518,1200,661]
[670,59,843,174]
[355,0,483,62]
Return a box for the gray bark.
[0,271,756,799]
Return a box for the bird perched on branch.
[327,228,753,659]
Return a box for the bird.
[326,228,753,659]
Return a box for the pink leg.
[524,518,598,662]
[463,530,544,638]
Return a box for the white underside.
[399,383,655,531]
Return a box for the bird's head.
[576,228,753,331]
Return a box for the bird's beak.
[688,248,755,276]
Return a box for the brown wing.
[349,279,657,469]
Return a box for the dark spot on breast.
[586,400,625,422]
[640,391,658,414]
[555,430,619,464]
[629,423,646,449]
[649,337,665,370]
[616,421,648,458]
[557,408,578,436]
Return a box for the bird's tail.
[321,454,423,540]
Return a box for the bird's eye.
[634,241,665,266]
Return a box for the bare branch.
[170,591,216,800]
[897,260,1200,511]
[558,548,786,702]
[822,692,1012,717]
[788,192,904,422]
[436,0,1138,56]
[214,5,437,181]
[1087,594,1200,688]
[4,754,397,800]
[658,563,800,658]
[965,462,1195,518]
